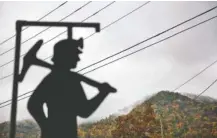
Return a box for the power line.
[0,1,91,57]
[194,78,217,100]
[0,1,115,69]
[0,13,216,109]
[0,95,31,109]
[0,1,115,68]
[82,15,217,75]
[78,5,217,73]
[44,1,151,61]
[0,1,149,80]
[0,90,33,106]
[173,59,217,91]
[0,1,68,46]
[0,2,214,80]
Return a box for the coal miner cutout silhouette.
[10,21,117,138]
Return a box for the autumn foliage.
[1,91,217,138]
[77,91,217,138]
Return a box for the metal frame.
[9,20,100,138]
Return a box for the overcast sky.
[0,1,217,124]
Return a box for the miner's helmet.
[51,38,83,66]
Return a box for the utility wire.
[194,78,217,100]
[44,1,150,61]
[0,1,68,46]
[0,1,148,80]
[0,1,115,68]
[0,2,215,73]
[173,59,217,91]
[82,15,217,75]
[0,1,115,69]
[0,1,91,57]
[77,5,217,72]
[0,13,216,109]
[0,89,33,106]
[0,95,31,109]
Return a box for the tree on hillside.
[112,103,161,138]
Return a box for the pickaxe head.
[19,40,43,82]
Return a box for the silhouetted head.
[52,38,83,70]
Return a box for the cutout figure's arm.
[77,87,110,118]
[75,73,116,92]
[77,82,115,118]
[27,82,47,129]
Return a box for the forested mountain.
[1,91,217,138]
[78,91,217,138]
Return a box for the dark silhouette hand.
[98,83,117,93]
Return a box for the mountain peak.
[142,91,193,106]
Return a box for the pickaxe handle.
[27,58,117,93]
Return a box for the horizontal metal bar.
[17,20,100,32]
